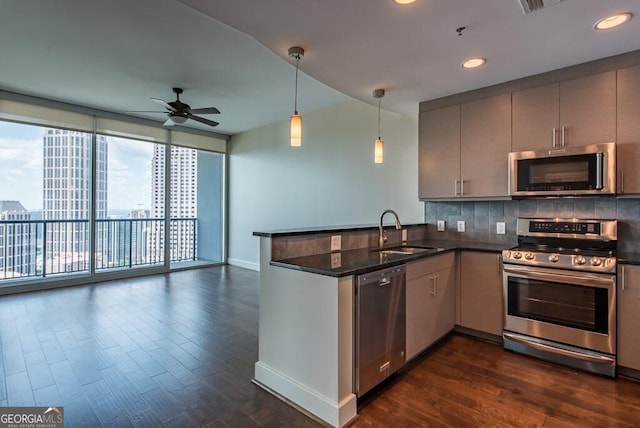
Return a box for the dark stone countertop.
[253,223,429,237]
[271,239,515,277]
[617,251,640,266]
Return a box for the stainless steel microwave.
[508,142,616,197]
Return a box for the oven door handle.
[503,332,616,366]
[503,265,615,288]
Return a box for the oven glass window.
[507,276,608,334]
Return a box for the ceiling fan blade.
[189,107,220,115]
[163,118,175,127]
[188,114,219,127]
[125,110,167,113]
[151,98,176,111]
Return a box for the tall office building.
[0,200,35,278]
[42,129,107,273]
[151,145,197,262]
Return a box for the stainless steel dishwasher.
[355,265,406,397]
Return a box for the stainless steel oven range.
[502,218,617,377]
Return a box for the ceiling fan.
[130,87,220,128]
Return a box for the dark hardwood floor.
[1,266,639,427]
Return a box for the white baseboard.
[227,258,259,271]
[254,362,356,428]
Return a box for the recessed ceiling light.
[393,0,416,5]
[461,57,486,69]
[594,12,632,30]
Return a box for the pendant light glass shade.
[290,113,302,147]
[373,89,385,164]
[289,47,304,147]
[374,138,384,164]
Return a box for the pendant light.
[373,89,385,164]
[288,46,304,147]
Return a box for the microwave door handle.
[596,152,604,190]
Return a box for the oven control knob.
[575,255,586,265]
[513,251,522,259]
[590,257,602,266]
[548,253,559,263]
[503,250,511,259]
[524,252,535,260]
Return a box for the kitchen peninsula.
[252,223,510,427]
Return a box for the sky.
[0,121,156,213]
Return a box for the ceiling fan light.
[170,114,188,124]
[290,114,302,147]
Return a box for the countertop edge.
[253,223,429,237]
[270,242,512,278]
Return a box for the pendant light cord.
[294,58,300,114]
[377,96,382,139]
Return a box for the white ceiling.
[1,0,639,136]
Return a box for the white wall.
[228,99,422,270]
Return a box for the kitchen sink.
[373,245,442,255]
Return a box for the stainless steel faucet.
[379,209,402,249]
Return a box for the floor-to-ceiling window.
[167,145,225,267]
[94,136,165,271]
[0,123,94,280]
[0,96,227,290]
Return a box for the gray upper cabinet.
[512,83,559,152]
[419,94,511,199]
[617,64,640,195]
[512,71,616,152]
[418,104,460,199]
[460,94,511,197]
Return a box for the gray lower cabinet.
[459,251,503,336]
[617,64,640,195]
[406,252,456,360]
[618,265,640,371]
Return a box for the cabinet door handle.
[460,180,465,196]
[497,254,502,274]
[454,180,459,196]
[622,266,625,291]
[435,273,440,295]
[429,276,437,296]
[621,169,625,194]
[552,127,557,148]
[561,126,566,147]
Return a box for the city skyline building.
[42,129,107,273]
[0,200,35,278]
[151,145,198,262]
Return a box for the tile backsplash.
[424,197,640,252]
